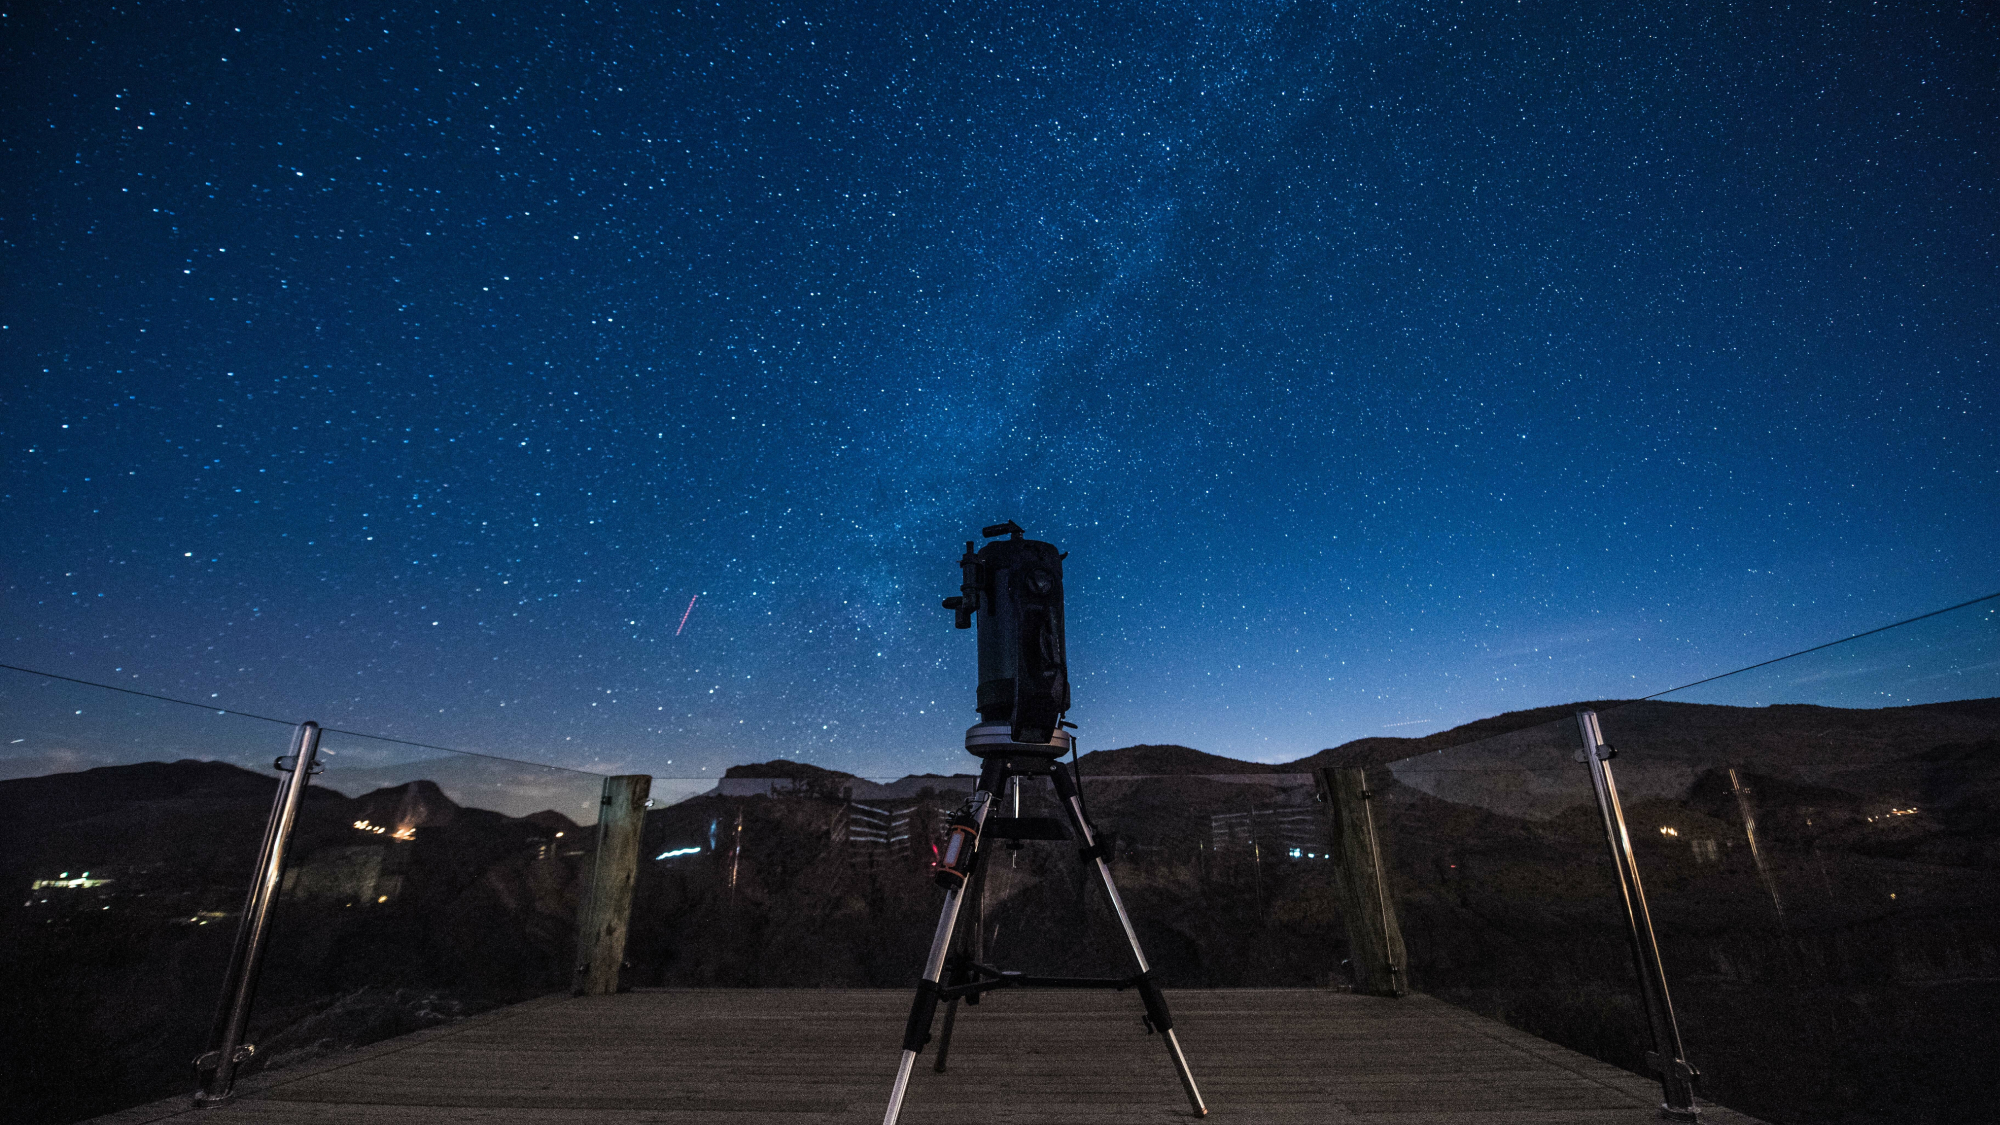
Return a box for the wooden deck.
[96,989,1765,1124]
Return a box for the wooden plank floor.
[96,989,1766,1124]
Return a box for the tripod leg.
[884,787,997,1125]
[933,854,987,1073]
[932,992,960,1073]
[1051,764,1208,1118]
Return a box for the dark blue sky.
[4,0,1995,781]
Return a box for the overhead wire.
[0,661,608,778]
[1636,590,1999,702]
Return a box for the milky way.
[4,1,1995,782]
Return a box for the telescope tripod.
[882,753,1207,1123]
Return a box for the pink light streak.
[675,594,698,636]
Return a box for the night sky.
[4,1,1995,784]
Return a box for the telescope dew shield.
[943,522,1072,752]
[934,809,980,889]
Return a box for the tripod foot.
[1163,1028,1208,1116]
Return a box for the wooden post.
[1315,766,1407,997]
[573,774,651,996]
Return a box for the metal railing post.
[1574,711,1700,1120]
[193,720,323,1106]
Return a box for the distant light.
[1659,827,1680,837]
[36,874,113,890]
[656,846,702,860]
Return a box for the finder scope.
[940,521,1072,754]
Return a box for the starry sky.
[3,0,1995,784]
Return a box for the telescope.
[941,520,1073,753]
[880,521,1207,1125]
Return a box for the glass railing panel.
[627,771,974,987]
[251,729,604,1082]
[625,764,1340,989]
[1594,596,2000,1124]
[0,670,304,1124]
[1081,768,1334,986]
[0,668,617,1123]
[312,727,605,826]
[1369,717,1656,1064]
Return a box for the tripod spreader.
[935,962,1181,1036]
[937,966,1135,999]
